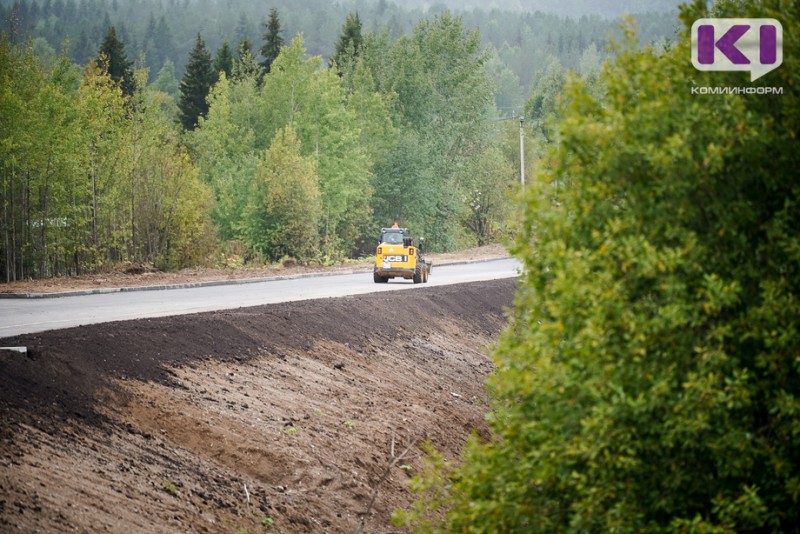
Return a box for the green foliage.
[375,11,496,251]
[151,59,179,100]
[213,39,234,81]
[3,0,679,102]
[0,36,214,280]
[78,59,128,270]
[5,2,635,278]
[431,1,800,532]
[189,72,259,242]
[241,126,320,261]
[485,48,524,117]
[126,78,215,269]
[459,144,516,246]
[344,58,397,168]
[524,56,568,141]
[233,39,260,81]
[4,43,87,279]
[370,130,434,232]
[178,33,214,131]
[390,441,453,533]
[193,35,375,261]
[3,0,683,279]
[97,25,134,96]
[259,8,283,75]
[330,11,363,77]
[163,480,178,495]
[296,67,373,258]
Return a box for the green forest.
[1,0,680,281]
[3,0,798,531]
[392,0,799,531]
[0,0,679,97]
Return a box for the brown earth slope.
[0,278,516,533]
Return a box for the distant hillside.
[1,0,679,89]
[366,0,683,18]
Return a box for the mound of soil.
[0,278,516,533]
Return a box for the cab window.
[382,232,404,245]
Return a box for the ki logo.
[691,18,783,81]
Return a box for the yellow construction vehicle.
[373,227,431,284]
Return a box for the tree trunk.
[91,147,98,273]
[3,168,9,283]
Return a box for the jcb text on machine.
[373,227,431,284]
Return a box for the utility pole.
[519,115,525,186]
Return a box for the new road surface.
[1,258,521,337]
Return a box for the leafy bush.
[406,1,799,532]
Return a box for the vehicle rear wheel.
[413,264,422,284]
[374,271,388,283]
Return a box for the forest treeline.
[1,40,215,280]
[1,1,678,281]
[0,0,679,114]
[5,0,797,531]
[393,0,800,530]
[1,9,522,281]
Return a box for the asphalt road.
[0,258,521,338]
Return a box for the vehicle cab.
[374,227,418,282]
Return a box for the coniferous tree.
[145,12,157,40]
[238,37,253,57]
[178,33,214,131]
[97,25,134,96]
[213,39,234,81]
[330,12,363,75]
[116,22,133,59]
[100,11,112,36]
[234,11,252,48]
[154,16,175,66]
[142,13,162,77]
[259,8,283,75]
[74,29,92,65]
[233,38,260,81]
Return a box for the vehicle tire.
[413,264,422,284]
[374,271,388,283]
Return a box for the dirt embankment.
[0,278,516,533]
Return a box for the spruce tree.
[142,13,162,77]
[330,12,362,76]
[259,8,283,75]
[213,39,234,81]
[155,16,175,65]
[97,25,134,96]
[234,11,251,47]
[238,37,253,57]
[178,33,214,131]
[75,29,92,64]
[234,38,260,81]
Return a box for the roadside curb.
[0,256,511,299]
